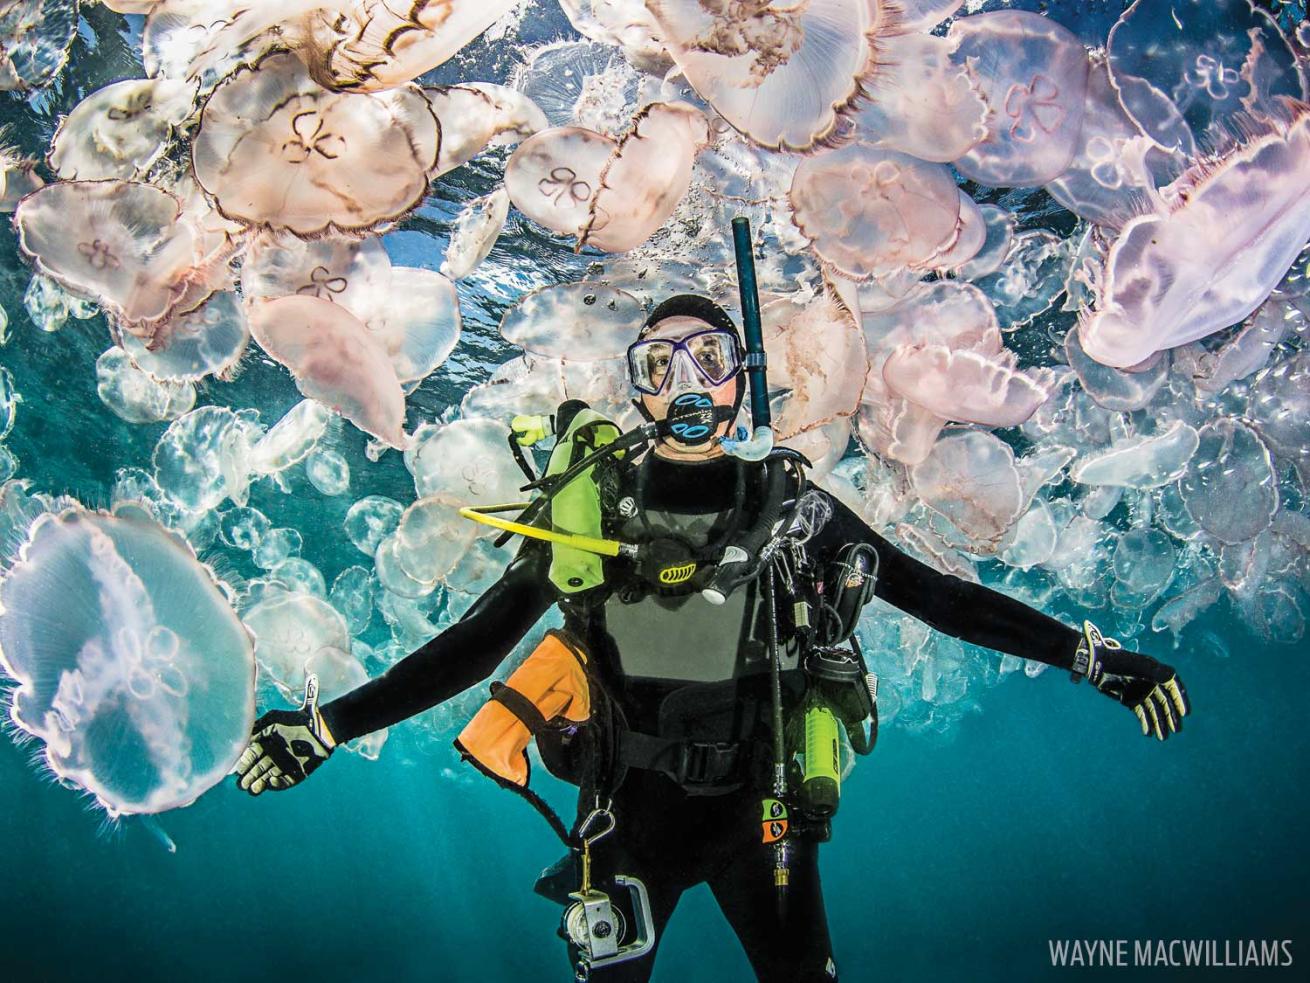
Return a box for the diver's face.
[635,316,742,460]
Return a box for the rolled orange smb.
[455,629,591,788]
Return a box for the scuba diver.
[236,267,1190,981]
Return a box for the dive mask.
[626,328,743,396]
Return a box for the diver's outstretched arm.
[235,544,554,794]
[813,493,1189,739]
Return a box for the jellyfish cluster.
[0,0,1306,808]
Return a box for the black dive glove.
[1071,621,1190,740]
[235,675,337,795]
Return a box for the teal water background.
[1,2,1308,981]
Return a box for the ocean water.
[1,1,1308,981]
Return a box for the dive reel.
[562,806,655,979]
[564,874,655,975]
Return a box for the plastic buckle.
[678,742,740,785]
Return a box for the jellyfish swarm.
[0,506,255,815]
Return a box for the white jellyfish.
[193,52,439,236]
[1079,109,1310,368]
[442,188,511,281]
[425,83,549,177]
[249,295,408,450]
[500,281,645,362]
[0,506,256,815]
[49,78,197,181]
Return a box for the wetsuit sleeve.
[813,491,1082,668]
[320,543,555,743]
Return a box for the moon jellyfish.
[249,296,408,450]
[249,400,330,477]
[50,78,197,181]
[242,592,349,699]
[973,230,1072,331]
[241,232,393,326]
[883,346,1051,428]
[252,527,302,571]
[557,0,669,72]
[909,431,1026,551]
[582,101,709,253]
[1044,58,1184,229]
[1070,420,1200,490]
[500,281,644,361]
[442,188,511,280]
[507,103,708,252]
[1001,499,1058,569]
[1064,328,1168,412]
[329,566,376,637]
[512,40,642,134]
[407,418,525,503]
[852,33,986,164]
[425,83,549,177]
[1187,297,1298,394]
[948,10,1090,187]
[954,205,1016,281]
[761,292,867,444]
[306,449,350,497]
[1247,351,1310,485]
[96,348,196,424]
[646,0,880,151]
[1179,419,1279,546]
[120,291,250,383]
[303,0,520,92]
[193,52,439,236]
[791,144,961,280]
[219,506,271,552]
[0,506,256,815]
[1112,528,1177,606]
[0,0,76,92]
[152,405,262,512]
[506,126,617,240]
[344,496,404,558]
[15,180,205,334]
[365,268,462,387]
[926,192,987,274]
[1079,110,1310,368]
[1107,0,1307,157]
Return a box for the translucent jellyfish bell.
[443,188,511,281]
[303,0,520,92]
[1179,419,1279,546]
[557,0,669,73]
[407,418,526,504]
[15,180,201,331]
[0,507,256,815]
[882,346,1051,428]
[242,592,349,700]
[50,78,197,181]
[193,52,439,236]
[948,10,1091,187]
[119,291,251,383]
[366,268,462,387]
[241,231,393,326]
[645,0,881,151]
[249,296,408,449]
[424,83,549,177]
[909,431,1026,552]
[851,33,986,164]
[505,126,617,240]
[1107,0,1307,157]
[0,0,77,92]
[512,40,643,134]
[500,281,645,362]
[791,144,961,281]
[1069,421,1200,490]
[1079,111,1310,368]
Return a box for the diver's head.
[627,295,744,460]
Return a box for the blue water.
[2,2,1308,981]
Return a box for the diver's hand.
[236,675,337,795]
[1072,621,1190,740]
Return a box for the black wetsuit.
[322,454,1081,981]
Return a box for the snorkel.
[719,217,775,462]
